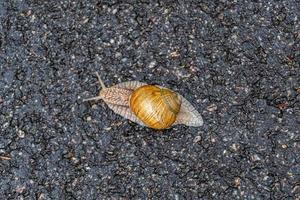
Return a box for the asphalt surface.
[0,0,300,199]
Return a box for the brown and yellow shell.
[84,72,203,129]
[130,85,181,129]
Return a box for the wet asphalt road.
[0,1,300,199]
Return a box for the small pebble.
[17,129,25,138]
[104,127,112,131]
[148,61,156,68]
[206,104,218,112]
[234,177,241,187]
[193,135,202,143]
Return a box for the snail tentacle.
[95,72,106,89]
[83,72,106,102]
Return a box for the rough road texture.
[0,1,299,199]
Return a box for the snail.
[84,72,203,129]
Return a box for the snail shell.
[130,85,181,129]
[84,72,203,129]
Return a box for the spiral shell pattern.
[130,85,181,129]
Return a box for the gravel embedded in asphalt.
[0,1,299,199]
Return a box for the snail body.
[84,73,203,129]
